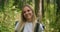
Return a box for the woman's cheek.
[29,13,33,18]
[29,11,32,15]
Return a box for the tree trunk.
[56,0,60,32]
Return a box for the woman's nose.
[25,12,29,14]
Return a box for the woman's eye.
[27,10,30,12]
[23,11,26,13]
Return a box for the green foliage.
[43,0,60,32]
[0,0,15,32]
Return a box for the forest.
[0,0,60,32]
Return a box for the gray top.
[15,22,44,32]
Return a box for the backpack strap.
[34,22,40,32]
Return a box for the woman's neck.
[27,20,32,22]
[26,19,32,22]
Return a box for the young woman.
[15,4,44,32]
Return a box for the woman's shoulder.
[36,19,44,30]
[39,23,44,30]
[35,19,44,30]
[15,22,19,30]
[34,21,44,32]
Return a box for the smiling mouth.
[26,14,31,18]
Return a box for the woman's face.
[23,6,33,21]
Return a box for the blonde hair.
[16,4,37,32]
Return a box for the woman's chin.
[26,17,32,20]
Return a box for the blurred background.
[0,0,60,32]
